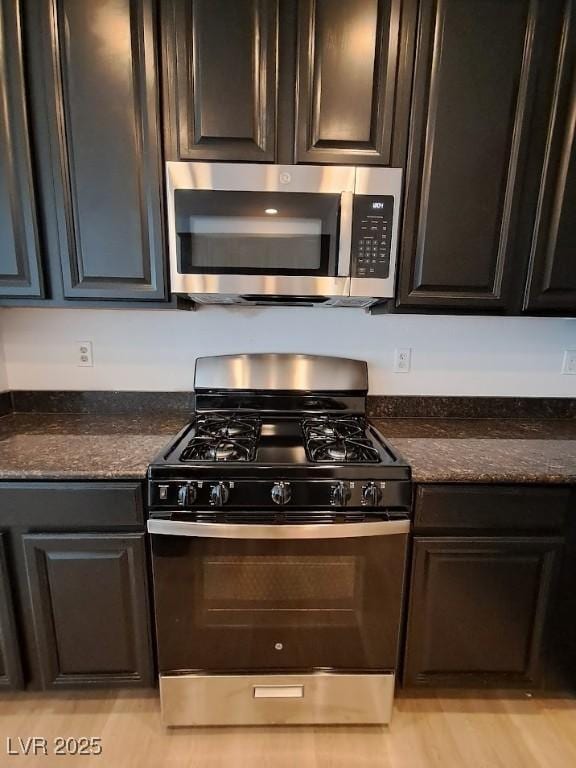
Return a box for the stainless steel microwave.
[166,162,402,308]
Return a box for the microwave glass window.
[174,190,340,275]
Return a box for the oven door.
[166,163,355,298]
[148,517,409,674]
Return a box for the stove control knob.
[271,482,291,505]
[177,484,196,507]
[362,482,382,507]
[330,482,351,507]
[210,483,229,506]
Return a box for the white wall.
[0,307,575,397]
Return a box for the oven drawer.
[159,672,395,726]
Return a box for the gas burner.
[195,414,261,440]
[179,414,261,462]
[302,416,381,464]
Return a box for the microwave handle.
[147,518,409,539]
[337,191,353,276]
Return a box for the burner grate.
[179,414,261,463]
[302,416,381,464]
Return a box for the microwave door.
[166,163,354,298]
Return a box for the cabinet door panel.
[524,0,576,312]
[23,533,153,688]
[398,0,545,310]
[296,0,414,165]
[404,537,562,688]
[43,0,165,300]
[163,0,277,161]
[0,534,23,689]
[0,0,43,298]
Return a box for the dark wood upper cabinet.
[162,0,278,162]
[0,0,44,298]
[397,0,551,311]
[523,0,576,313]
[0,534,23,690]
[295,0,416,165]
[404,536,563,688]
[35,0,166,301]
[22,533,153,688]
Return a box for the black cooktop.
[158,413,400,470]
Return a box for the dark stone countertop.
[0,412,574,485]
[372,418,576,484]
[0,413,188,480]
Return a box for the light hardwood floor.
[0,690,575,767]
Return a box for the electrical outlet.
[393,348,411,373]
[562,350,576,375]
[76,341,93,367]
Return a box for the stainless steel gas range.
[147,354,412,726]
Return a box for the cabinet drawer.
[0,483,144,528]
[414,485,570,533]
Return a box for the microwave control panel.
[351,196,394,279]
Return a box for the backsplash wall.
[0,307,575,397]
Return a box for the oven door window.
[174,190,341,276]
[151,533,407,673]
[201,554,362,628]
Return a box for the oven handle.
[337,191,353,277]
[147,518,409,539]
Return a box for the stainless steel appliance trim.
[337,191,353,276]
[353,167,402,197]
[147,518,409,539]
[352,168,403,299]
[350,275,395,299]
[169,273,351,296]
[194,353,368,392]
[159,672,395,726]
[166,165,179,293]
[167,162,356,194]
[253,685,304,699]
[186,294,372,307]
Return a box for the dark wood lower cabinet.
[22,533,153,689]
[0,534,23,690]
[403,537,563,688]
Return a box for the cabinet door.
[37,0,166,300]
[22,533,153,688]
[0,534,23,690]
[0,0,43,298]
[524,0,576,313]
[295,0,416,166]
[404,537,563,688]
[162,0,278,161]
[397,0,549,311]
